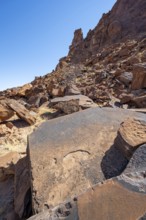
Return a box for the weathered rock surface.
[0,0,146,219]
[68,0,146,63]
[50,95,97,114]
[0,152,20,181]
[0,0,145,110]
[115,118,146,159]
[27,169,146,220]
[28,107,146,214]
[0,103,14,122]
[7,99,36,125]
[124,144,146,174]
[0,177,14,219]
[65,84,81,96]
[14,156,32,219]
[0,152,21,219]
[118,72,133,86]
[131,63,146,90]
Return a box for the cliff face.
[68,0,146,63]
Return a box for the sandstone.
[133,94,146,108]
[0,0,146,219]
[141,50,146,62]
[65,84,81,96]
[131,63,146,90]
[17,83,32,97]
[115,118,146,159]
[120,93,134,104]
[7,99,36,125]
[118,72,133,86]
[50,95,97,114]
[0,152,20,181]
[28,170,146,220]
[0,152,21,219]
[69,29,83,50]
[6,122,14,129]
[0,103,14,122]
[28,93,48,108]
[28,107,145,213]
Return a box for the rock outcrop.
[27,171,146,220]
[50,95,97,114]
[0,0,146,219]
[28,107,146,214]
[68,0,146,63]
[115,118,146,158]
[28,143,146,220]
[7,99,36,125]
[131,63,146,90]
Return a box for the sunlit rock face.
[68,0,146,63]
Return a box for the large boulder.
[0,103,14,122]
[7,99,36,125]
[65,84,81,96]
[28,107,145,214]
[118,72,133,86]
[50,95,97,114]
[115,118,146,159]
[131,63,146,90]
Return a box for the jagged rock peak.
[68,0,146,63]
[70,28,83,48]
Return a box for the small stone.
[6,122,13,129]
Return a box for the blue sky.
[0,0,116,91]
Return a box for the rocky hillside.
[0,0,146,108]
[0,0,146,219]
[0,0,146,109]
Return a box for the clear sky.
[0,0,116,91]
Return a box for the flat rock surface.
[27,170,146,220]
[28,107,146,213]
[76,172,146,220]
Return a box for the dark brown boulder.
[50,95,97,114]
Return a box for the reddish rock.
[28,170,146,220]
[0,103,14,122]
[115,118,146,159]
[50,95,97,114]
[7,99,36,125]
[131,63,146,90]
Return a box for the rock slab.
[28,107,146,213]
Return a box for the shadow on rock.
[101,143,129,179]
